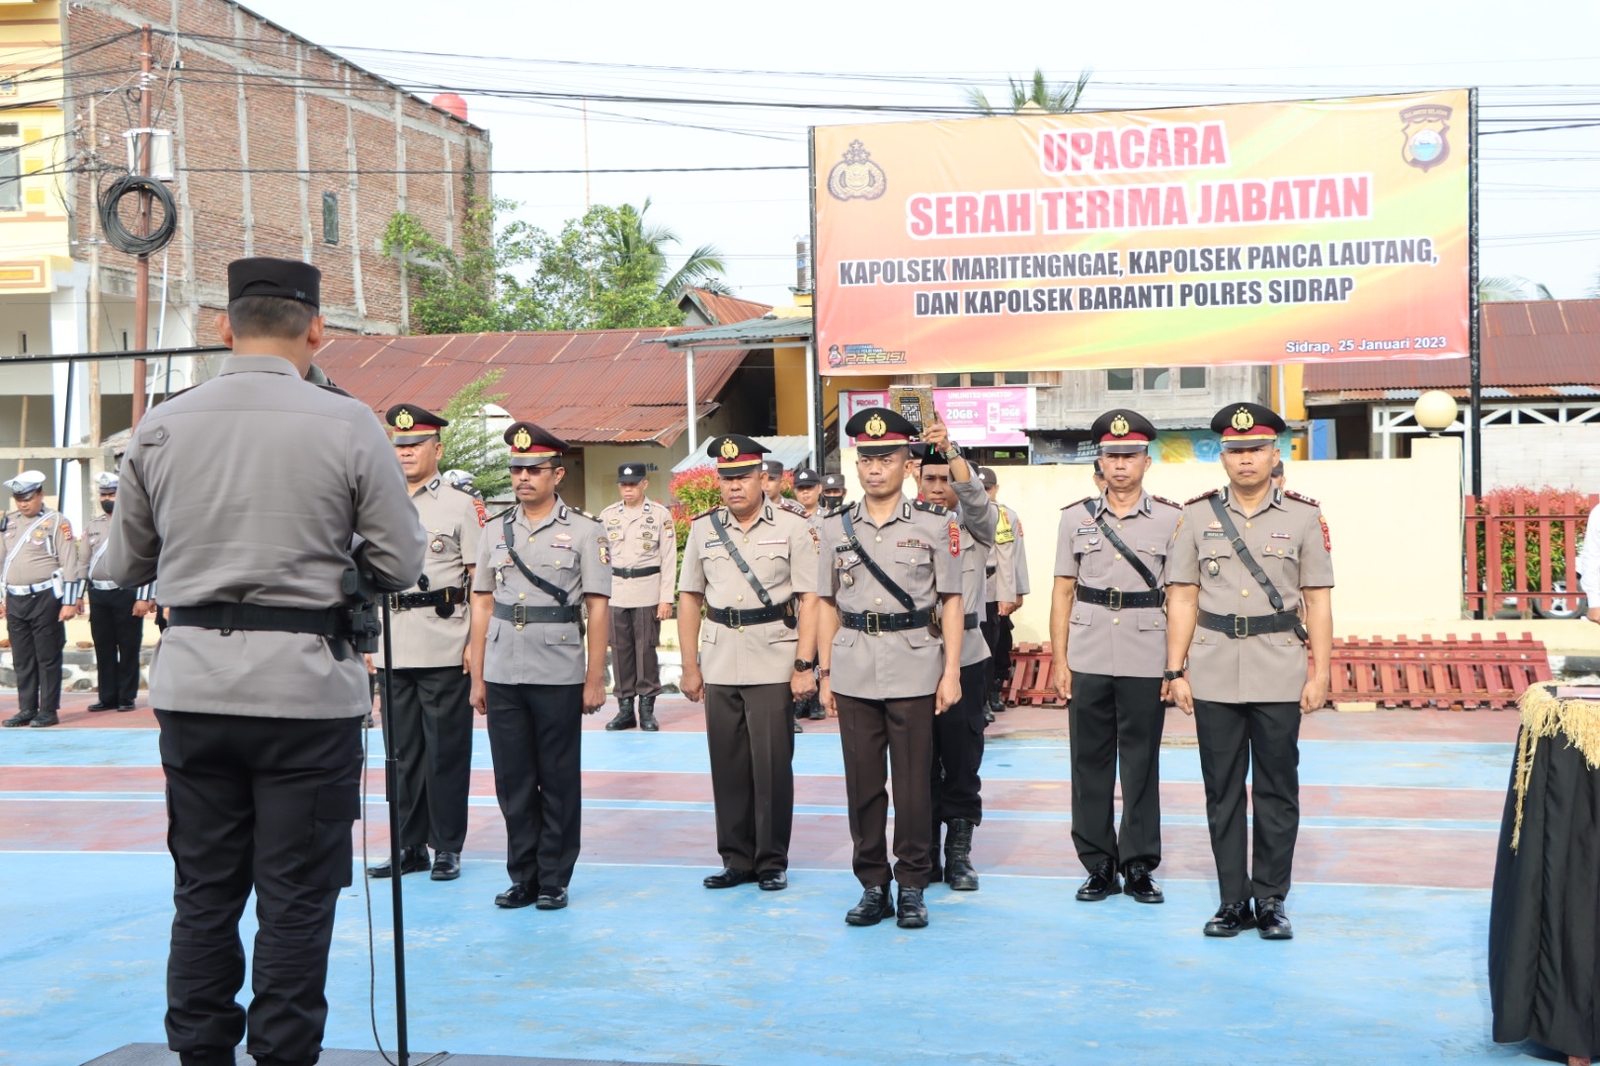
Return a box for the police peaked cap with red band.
[504,421,567,467]
[1211,403,1285,449]
[846,406,916,457]
[386,403,449,446]
[706,434,768,474]
[1091,408,1158,455]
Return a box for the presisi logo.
[1400,104,1451,172]
[827,140,887,201]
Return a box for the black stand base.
[82,1046,693,1066]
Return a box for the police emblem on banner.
[827,140,887,201]
[1399,104,1451,172]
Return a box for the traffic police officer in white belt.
[1166,402,1334,941]
[98,256,426,1066]
[678,434,819,891]
[912,418,998,894]
[817,407,964,930]
[367,403,484,884]
[469,421,611,912]
[1,469,83,728]
[600,461,676,732]
[83,470,156,712]
[1051,409,1182,907]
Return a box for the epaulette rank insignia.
[1283,489,1321,507]
[1185,489,1220,506]
[912,499,949,516]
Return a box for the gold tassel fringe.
[1512,683,1600,850]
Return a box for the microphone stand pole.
[377,598,410,1066]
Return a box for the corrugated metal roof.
[1313,385,1600,402]
[655,315,815,349]
[681,288,774,326]
[315,329,747,446]
[1302,299,1600,393]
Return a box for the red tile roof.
[681,288,774,326]
[315,328,742,445]
[1303,299,1600,394]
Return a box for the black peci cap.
[792,467,821,488]
[227,257,321,308]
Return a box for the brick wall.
[62,0,491,340]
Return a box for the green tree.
[966,68,1091,115]
[439,370,512,500]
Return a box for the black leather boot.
[638,695,659,732]
[605,696,637,731]
[944,819,979,891]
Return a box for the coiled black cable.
[98,173,177,256]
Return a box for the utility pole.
[88,95,102,450]
[131,23,152,429]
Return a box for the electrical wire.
[98,174,178,255]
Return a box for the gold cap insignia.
[1231,407,1255,432]
[719,437,740,460]
[394,409,416,431]
[1109,414,1130,437]
[512,427,533,451]
[864,413,887,438]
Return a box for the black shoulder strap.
[839,509,917,612]
[501,511,569,606]
[1206,495,1287,614]
[1091,500,1158,590]
[707,509,772,607]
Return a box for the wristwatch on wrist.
[942,441,962,460]
[818,668,831,680]
[1163,669,1186,681]
[794,658,815,672]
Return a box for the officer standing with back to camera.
[469,422,611,912]
[914,418,997,893]
[98,257,425,1066]
[83,470,156,712]
[678,434,819,891]
[1166,403,1334,941]
[600,462,676,733]
[366,403,484,884]
[817,407,964,930]
[1050,409,1182,907]
[978,465,1029,719]
[0,469,83,728]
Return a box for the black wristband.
[1163,669,1186,681]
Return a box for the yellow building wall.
[840,438,1469,643]
[0,2,70,293]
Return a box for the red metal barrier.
[1465,491,1595,616]
[1011,633,1551,711]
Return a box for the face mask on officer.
[100,498,115,515]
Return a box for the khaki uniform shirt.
[1055,492,1182,679]
[679,503,819,687]
[83,512,156,599]
[473,497,611,686]
[817,494,963,700]
[598,498,677,609]
[985,503,1030,603]
[950,477,997,668]
[2,508,82,602]
[98,354,425,718]
[1167,486,1335,703]
[378,476,485,670]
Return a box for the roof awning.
[651,315,814,351]
[672,436,815,474]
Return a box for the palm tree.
[966,68,1091,115]
[602,198,727,299]
[1479,275,1553,302]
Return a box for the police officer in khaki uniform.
[1050,409,1182,906]
[820,472,848,513]
[1166,403,1334,940]
[98,257,426,1066]
[978,466,1030,718]
[678,434,819,890]
[912,420,997,893]
[0,470,83,728]
[83,471,156,712]
[600,462,676,733]
[790,467,828,725]
[367,403,484,883]
[469,422,611,911]
[762,459,811,519]
[817,407,964,930]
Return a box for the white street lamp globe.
[1414,390,1459,434]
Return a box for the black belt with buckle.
[493,602,581,627]
[1197,608,1301,639]
[387,586,466,611]
[612,566,661,579]
[840,608,934,634]
[168,604,343,636]
[1076,585,1165,610]
[706,599,792,628]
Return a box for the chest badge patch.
[429,538,445,554]
[1205,559,1222,576]
[1270,532,1292,540]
